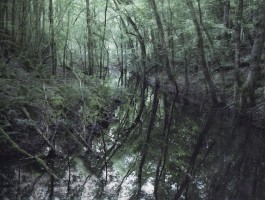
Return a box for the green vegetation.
[1,0,265,199]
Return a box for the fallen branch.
[21,107,58,153]
[0,127,59,179]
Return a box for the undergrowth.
[0,54,120,167]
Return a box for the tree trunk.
[125,15,147,72]
[223,0,230,40]
[186,0,218,105]
[3,0,8,32]
[136,79,160,199]
[33,0,40,48]
[234,0,243,106]
[197,0,226,104]
[167,0,175,62]
[49,0,57,76]
[40,0,45,45]
[242,0,265,106]
[63,11,70,78]
[20,0,28,47]
[86,0,93,76]
[10,0,16,41]
[0,1,4,31]
[154,94,172,199]
[119,31,124,86]
[173,108,216,199]
[99,0,109,79]
[148,0,179,95]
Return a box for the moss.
[0,127,58,179]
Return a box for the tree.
[148,0,179,94]
[49,0,57,76]
[185,0,218,105]
[86,0,93,75]
[1,0,265,199]
[242,0,265,107]
[232,0,244,109]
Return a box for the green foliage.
[1,0,265,198]
[0,68,113,125]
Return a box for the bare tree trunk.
[234,0,243,106]
[0,1,4,31]
[124,43,127,86]
[167,0,175,62]
[99,0,109,79]
[3,0,8,32]
[154,94,170,199]
[136,80,160,199]
[63,11,70,78]
[103,47,110,80]
[33,0,40,48]
[49,0,57,76]
[86,0,93,76]
[125,15,147,72]
[11,0,16,41]
[242,0,265,107]
[223,0,230,40]
[184,52,190,94]
[20,0,28,47]
[186,0,218,105]
[148,0,179,95]
[119,28,124,85]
